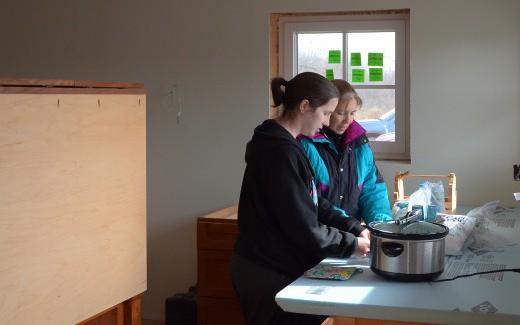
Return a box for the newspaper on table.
[438,204,520,281]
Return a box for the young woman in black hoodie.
[231,72,370,325]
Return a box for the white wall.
[1,0,519,320]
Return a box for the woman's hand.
[359,228,370,241]
[355,237,370,257]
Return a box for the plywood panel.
[0,93,146,324]
[77,303,124,325]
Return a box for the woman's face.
[328,99,359,135]
[301,98,338,137]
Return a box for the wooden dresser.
[197,206,245,325]
[0,78,147,325]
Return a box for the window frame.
[272,11,410,162]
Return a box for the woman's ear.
[298,99,311,114]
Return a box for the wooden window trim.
[269,9,410,162]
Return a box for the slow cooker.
[367,211,449,281]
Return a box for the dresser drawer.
[196,206,240,324]
[198,249,236,297]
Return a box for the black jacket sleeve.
[318,196,364,236]
[262,146,358,259]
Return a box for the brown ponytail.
[270,77,287,108]
[271,72,339,116]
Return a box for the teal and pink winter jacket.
[299,121,392,224]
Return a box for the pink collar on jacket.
[311,120,366,147]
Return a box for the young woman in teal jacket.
[300,80,392,225]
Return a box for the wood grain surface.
[0,92,146,324]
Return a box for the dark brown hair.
[271,72,339,116]
[331,79,363,107]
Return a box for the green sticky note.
[368,52,384,66]
[369,68,383,82]
[325,69,334,80]
[350,52,361,66]
[328,50,341,64]
[352,69,365,83]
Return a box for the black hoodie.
[234,119,364,277]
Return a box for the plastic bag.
[435,213,476,255]
[427,181,446,214]
[304,264,360,281]
[407,184,430,218]
[466,201,513,252]
[406,181,446,221]
[392,200,409,220]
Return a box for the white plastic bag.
[392,200,409,220]
[427,181,446,214]
[466,201,520,252]
[406,181,446,221]
[435,213,476,255]
[407,185,430,217]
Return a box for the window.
[271,10,410,161]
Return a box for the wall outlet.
[515,164,520,181]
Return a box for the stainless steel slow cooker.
[368,212,449,281]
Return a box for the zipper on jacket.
[341,144,354,209]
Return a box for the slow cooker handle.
[381,242,404,257]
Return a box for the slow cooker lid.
[368,221,449,240]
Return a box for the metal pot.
[367,211,449,281]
